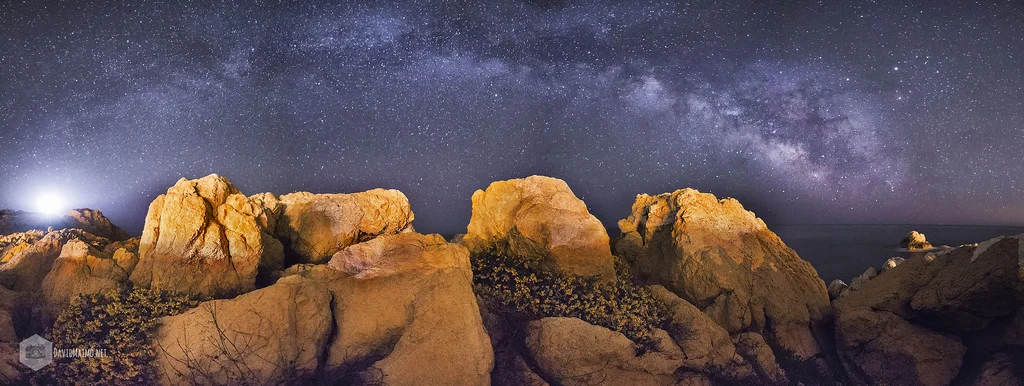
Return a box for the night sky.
[2,1,1023,235]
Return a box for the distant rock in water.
[901,230,933,250]
[614,188,833,375]
[0,208,128,241]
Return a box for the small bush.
[471,244,668,351]
[33,286,199,385]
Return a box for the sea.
[773,225,1024,283]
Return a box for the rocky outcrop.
[0,229,108,292]
[615,189,831,364]
[462,176,615,280]
[153,232,492,386]
[129,175,284,298]
[901,230,932,250]
[523,317,682,386]
[63,209,130,241]
[650,285,788,384]
[40,238,139,307]
[0,230,44,263]
[834,234,1024,386]
[0,209,128,241]
[273,190,414,264]
[649,285,737,374]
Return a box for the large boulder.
[153,232,492,385]
[523,317,682,386]
[273,190,414,264]
[153,276,334,385]
[462,176,615,280]
[615,189,831,362]
[834,234,1024,386]
[129,174,284,298]
[320,233,492,385]
[40,238,139,307]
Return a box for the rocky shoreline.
[1,174,1021,385]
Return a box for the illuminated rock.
[0,229,107,292]
[462,175,616,280]
[901,230,932,250]
[615,188,831,363]
[130,174,284,298]
[152,231,492,386]
[41,238,139,307]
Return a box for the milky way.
[1,1,1023,233]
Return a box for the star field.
[1,0,1023,234]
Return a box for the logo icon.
[19,335,53,371]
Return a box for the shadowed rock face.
[834,234,1024,386]
[462,175,616,280]
[130,174,285,298]
[615,188,831,364]
[272,190,415,264]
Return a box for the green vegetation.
[33,286,199,385]
[471,244,668,351]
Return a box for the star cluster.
[1,0,1023,233]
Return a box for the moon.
[33,191,67,216]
